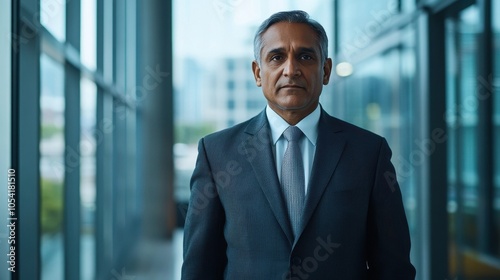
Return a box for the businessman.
[182,10,416,279]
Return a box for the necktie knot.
[283,126,303,142]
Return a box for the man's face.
[252,22,332,120]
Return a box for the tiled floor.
[127,229,184,280]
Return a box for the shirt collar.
[266,104,320,146]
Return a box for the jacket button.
[292,256,302,265]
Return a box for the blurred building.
[1,0,500,279]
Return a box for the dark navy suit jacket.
[182,109,416,279]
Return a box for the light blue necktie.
[281,126,305,238]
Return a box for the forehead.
[260,22,321,54]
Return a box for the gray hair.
[253,10,329,65]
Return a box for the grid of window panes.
[38,0,139,279]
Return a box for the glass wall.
[446,3,500,279]
[35,0,141,279]
[336,0,399,61]
[334,26,419,264]
[334,0,420,271]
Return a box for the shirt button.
[292,256,302,265]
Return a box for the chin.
[277,102,313,111]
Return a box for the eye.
[271,55,283,61]
[301,54,313,60]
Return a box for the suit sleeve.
[366,138,416,279]
[181,138,227,280]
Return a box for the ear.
[322,58,333,85]
[252,60,262,87]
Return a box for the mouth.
[280,84,305,90]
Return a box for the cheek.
[263,75,277,88]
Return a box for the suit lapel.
[243,111,294,244]
[294,111,346,246]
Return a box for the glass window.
[80,77,97,280]
[333,25,418,266]
[336,0,399,59]
[40,53,65,280]
[401,0,416,13]
[446,8,480,273]
[81,0,97,70]
[79,1,97,276]
[337,43,416,216]
[41,0,66,42]
[445,4,500,278]
[173,0,334,205]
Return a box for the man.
[182,10,416,279]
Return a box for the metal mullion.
[95,0,108,278]
[451,14,465,279]
[17,0,41,279]
[476,0,494,255]
[424,0,475,14]
[111,0,127,267]
[64,0,81,279]
[125,0,138,229]
[94,88,107,280]
[424,9,449,279]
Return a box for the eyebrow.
[265,47,318,57]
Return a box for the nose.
[282,58,301,77]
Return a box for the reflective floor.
[127,229,183,280]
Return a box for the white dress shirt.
[266,105,320,194]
